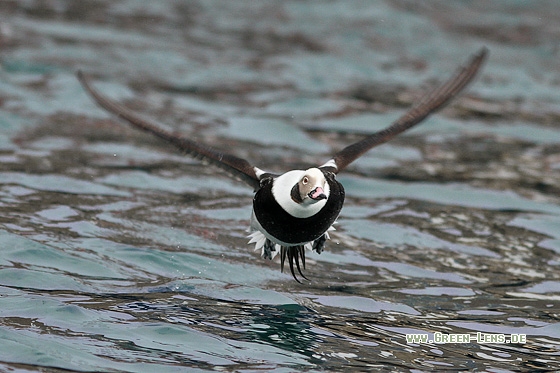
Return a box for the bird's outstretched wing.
[320,47,488,174]
[77,71,262,190]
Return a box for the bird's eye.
[302,177,309,184]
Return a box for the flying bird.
[77,47,487,283]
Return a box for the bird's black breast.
[253,172,345,244]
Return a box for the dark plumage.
[78,48,488,283]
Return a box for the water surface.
[1,1,559,371]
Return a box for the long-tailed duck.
[78,48,487,282]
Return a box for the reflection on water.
[1,0,560,371]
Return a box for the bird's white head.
[271,168,330,218]
[292,168,328,204]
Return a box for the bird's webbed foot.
[262,239,276,260]
[312,234,327,254]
